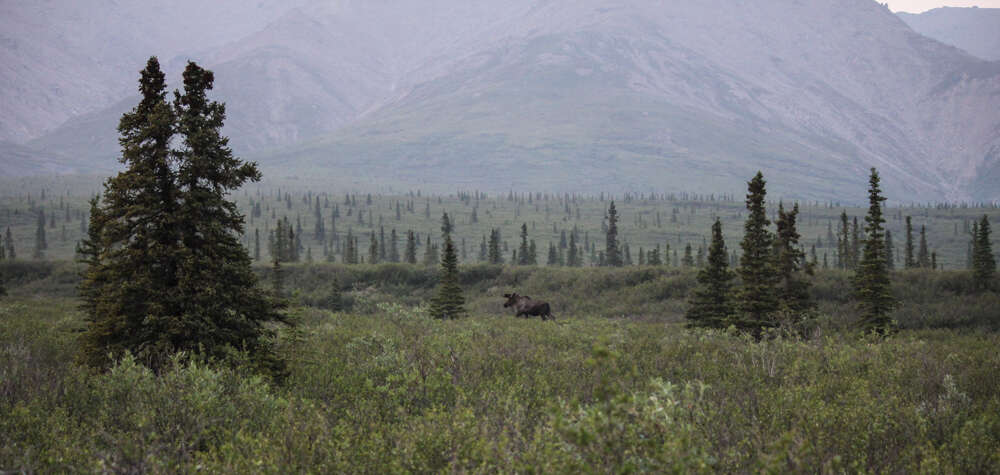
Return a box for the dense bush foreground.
[2,295,999,473]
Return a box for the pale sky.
[887,0,1000,13]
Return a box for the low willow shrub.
[2,298,999,472]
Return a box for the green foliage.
[32,208,46,259]
[918,225,931,269]
[77,58,285,374]
[972,215,996,291]
[3,297,1000,472]
[685,218,733,328]
[604,200,622,267]
[905,216,916,269]
[428,213,466,319]
[735,172,779,331]
[854,168,897,335]
[774,202,813,313]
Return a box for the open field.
[2,263,999,472]
[1,174,998,472]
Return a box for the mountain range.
[898,7,1000,62]
[2,0,999,202]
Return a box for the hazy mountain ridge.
[4,0,999,201]
[898,7,1000,61]
[0,0,310,143]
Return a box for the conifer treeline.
[685,169,903,335]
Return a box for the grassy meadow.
[1,177,999,472]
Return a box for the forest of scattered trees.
[2,56,1000,474]
[0,57,995,369]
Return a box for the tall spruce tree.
[605,201,622,266]
[735,172,779,332]
[32,209,46,259]
[917,225,930,268]
[389,229,400,262]
[904,216,916,269]
[850,217,860,269]
[967,223,977,270]
[838,212,850,269]
[368,231,378,264]
[405,230,417,264]
[854,168,897,335]
[518,223,531,265]
[423,235,438,266]
[682,244,694,267]
[567,231,580,267]
[773,203,813,313]
[78,58,285,374]
[488,228,502,264]
[34,208,47,256]
[884,230,895,271]
[343,228,357,264]
[685,218,734,328]
[972,215,995,291]
[4,227,14,260]
[254,229,261,261]
[429,213,465,319]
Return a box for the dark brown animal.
[503,293,554,321]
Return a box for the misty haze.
[1,1,999,472]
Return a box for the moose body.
[503,293,554,321]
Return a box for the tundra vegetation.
[0,59,999,472]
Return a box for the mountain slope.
[898,7,1000,61]
[0,0,310,143]
[8,0,1000,202]
[260,0,1000,201]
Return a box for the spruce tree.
[378,226,387,262]
[605,201,622,266]
[917,225,930,268]
[32,209,45,259]
[254,229,261,261]
[838,212,850,269]
[854,168,897,335]
[682,243,694,267]
[488,228,503,264]
[735,172,779,331]
[773,203,812,313]
[314,201,325,242]
[77,197,108,318]
[389,229,400,262]
[4,227,14,260]
[567,231,580,266]
[518,223,531,265]
[35,208,47,252]
[78,58,285,373]
[884,230,894,271]
[967,223,977,270]
[850,217,860,269]
[368,232,379,264]
[429,213,466,319]
[344,228,357,264]
[685,218,734,328]
[423,235,438,266]
[972,215,995,291]
[904,216,916,269]
[405,230,417,264]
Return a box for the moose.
[502,293,554,321]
